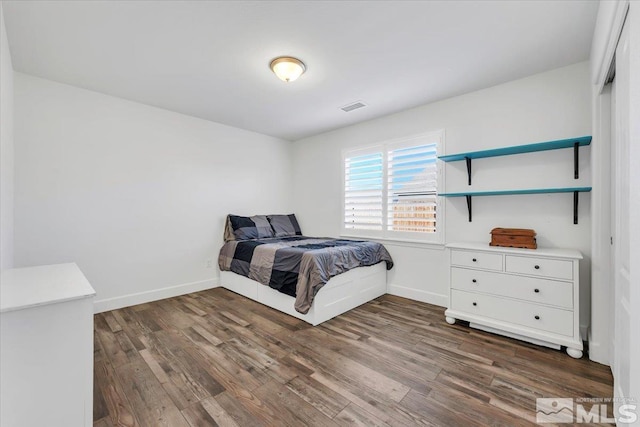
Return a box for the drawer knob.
[472,258,477,262]
[472,302,477,306]
[534,315,540,320]
[534,265,540,270]
[472,279,477,283]
[534,288,540,293]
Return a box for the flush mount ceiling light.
[270,56,306,82]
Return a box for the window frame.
[341,130,445,245]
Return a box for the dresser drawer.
[450,268,573,309]
[505,255,573,280]
[450,290,574,336]
[451,250,502,271]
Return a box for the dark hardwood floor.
[93,288,614,426]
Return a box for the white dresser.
[444,243,583,358]
[1,263,96,427]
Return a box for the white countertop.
[1,263,96,313]
[446,242,583,259]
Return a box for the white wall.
[14,73,292,312]
[0,3,14,270]
[292,62,592,328]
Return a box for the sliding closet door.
[609,79,616,372]
[612,20,631,409]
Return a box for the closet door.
[612,20,631,410]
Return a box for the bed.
[218,214,393,325]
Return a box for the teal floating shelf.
[440,187,592,197]
[438,135,591,186]
[440,187,592,224]
[438,136,592,162]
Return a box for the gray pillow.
[267,214,302,237]
[224,214,274,241]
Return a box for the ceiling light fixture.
[270,56,306,82]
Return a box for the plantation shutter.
[386,142,438,234]
[342,131,443,243]
[344,150,384,232]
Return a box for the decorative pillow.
[267,214,302,237]
[224,214,274,241]
[223,216,236,242]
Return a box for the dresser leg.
[566,347,583,359]
[445,316,456,325]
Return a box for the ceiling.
[3,1,598,141]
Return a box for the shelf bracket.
[574,142,579,179]
[465,157,472,185]
[466,195,472,222]
[573,191,579,224]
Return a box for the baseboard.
[386,283,447,308]
[94,277,219,313]
[93,278,445,313]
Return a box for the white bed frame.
[219,263,387,326]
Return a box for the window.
[343,131,443,243]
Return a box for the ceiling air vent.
[340,101,367,112]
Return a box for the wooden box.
[489,228,537,249]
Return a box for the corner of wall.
[0,2,15,270]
